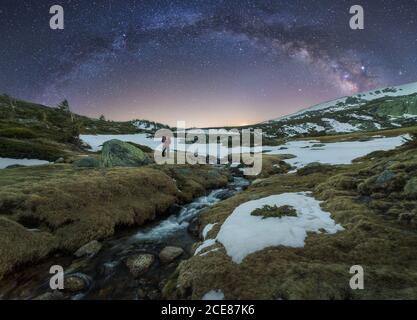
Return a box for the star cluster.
[1,0,416,127]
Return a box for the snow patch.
[132,121,156,130]
[80,133,160,152]
[80,133,261,158]
[202,290,225,300]
[322,118,359,133]
[264,135,407,170]
[0,158,50,169]
[216,192,344,263]
[194,239,216,255]
[202,223,218,239]
[350,114,374,121]
[282,123,325,136]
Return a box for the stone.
[101,139,149,168]
[159,246,184,264]
[74,240,102,258]
[55,157,65,164]
[137,288,147,299]
[147,290,161,300]
[125,254,155,277]
[73,156,100,168]
[34,291,65,300]
[64,273,90,292]
[375,169,396,187]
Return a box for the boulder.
[125,254,154,277]
[73,156,100,168]
[159,246,184,264]
[74,240,102,258]
[55,157,65,164]
[101,139,149,168]
[375,169,396,187]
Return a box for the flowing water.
[0,177,249,300]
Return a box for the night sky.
[1,0,417,127]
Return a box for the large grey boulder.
[101,139,149,168]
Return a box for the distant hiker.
[162,135,171,157]
[165,135,172,157]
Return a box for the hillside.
[254,82,417,140]
[0,95,168,161]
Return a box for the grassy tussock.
[0,217,56,279]
[251,205,297,218]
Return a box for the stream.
[0,176,249,300]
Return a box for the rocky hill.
[0,95,168,161]
[253,82,417,139]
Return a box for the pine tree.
[57,99,74,122]
[57,99,70,112]
[4,94,17,120]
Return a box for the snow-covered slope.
[131,119,167,132]
[257,82,417,138]
[270,82,417,122]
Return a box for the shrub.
[0,127,37,139]
[0,137,65,161]
[251,205,297,219]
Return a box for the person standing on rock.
[164,136,171,157]
[162,135,171,157]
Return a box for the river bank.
[0,170,248,300]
